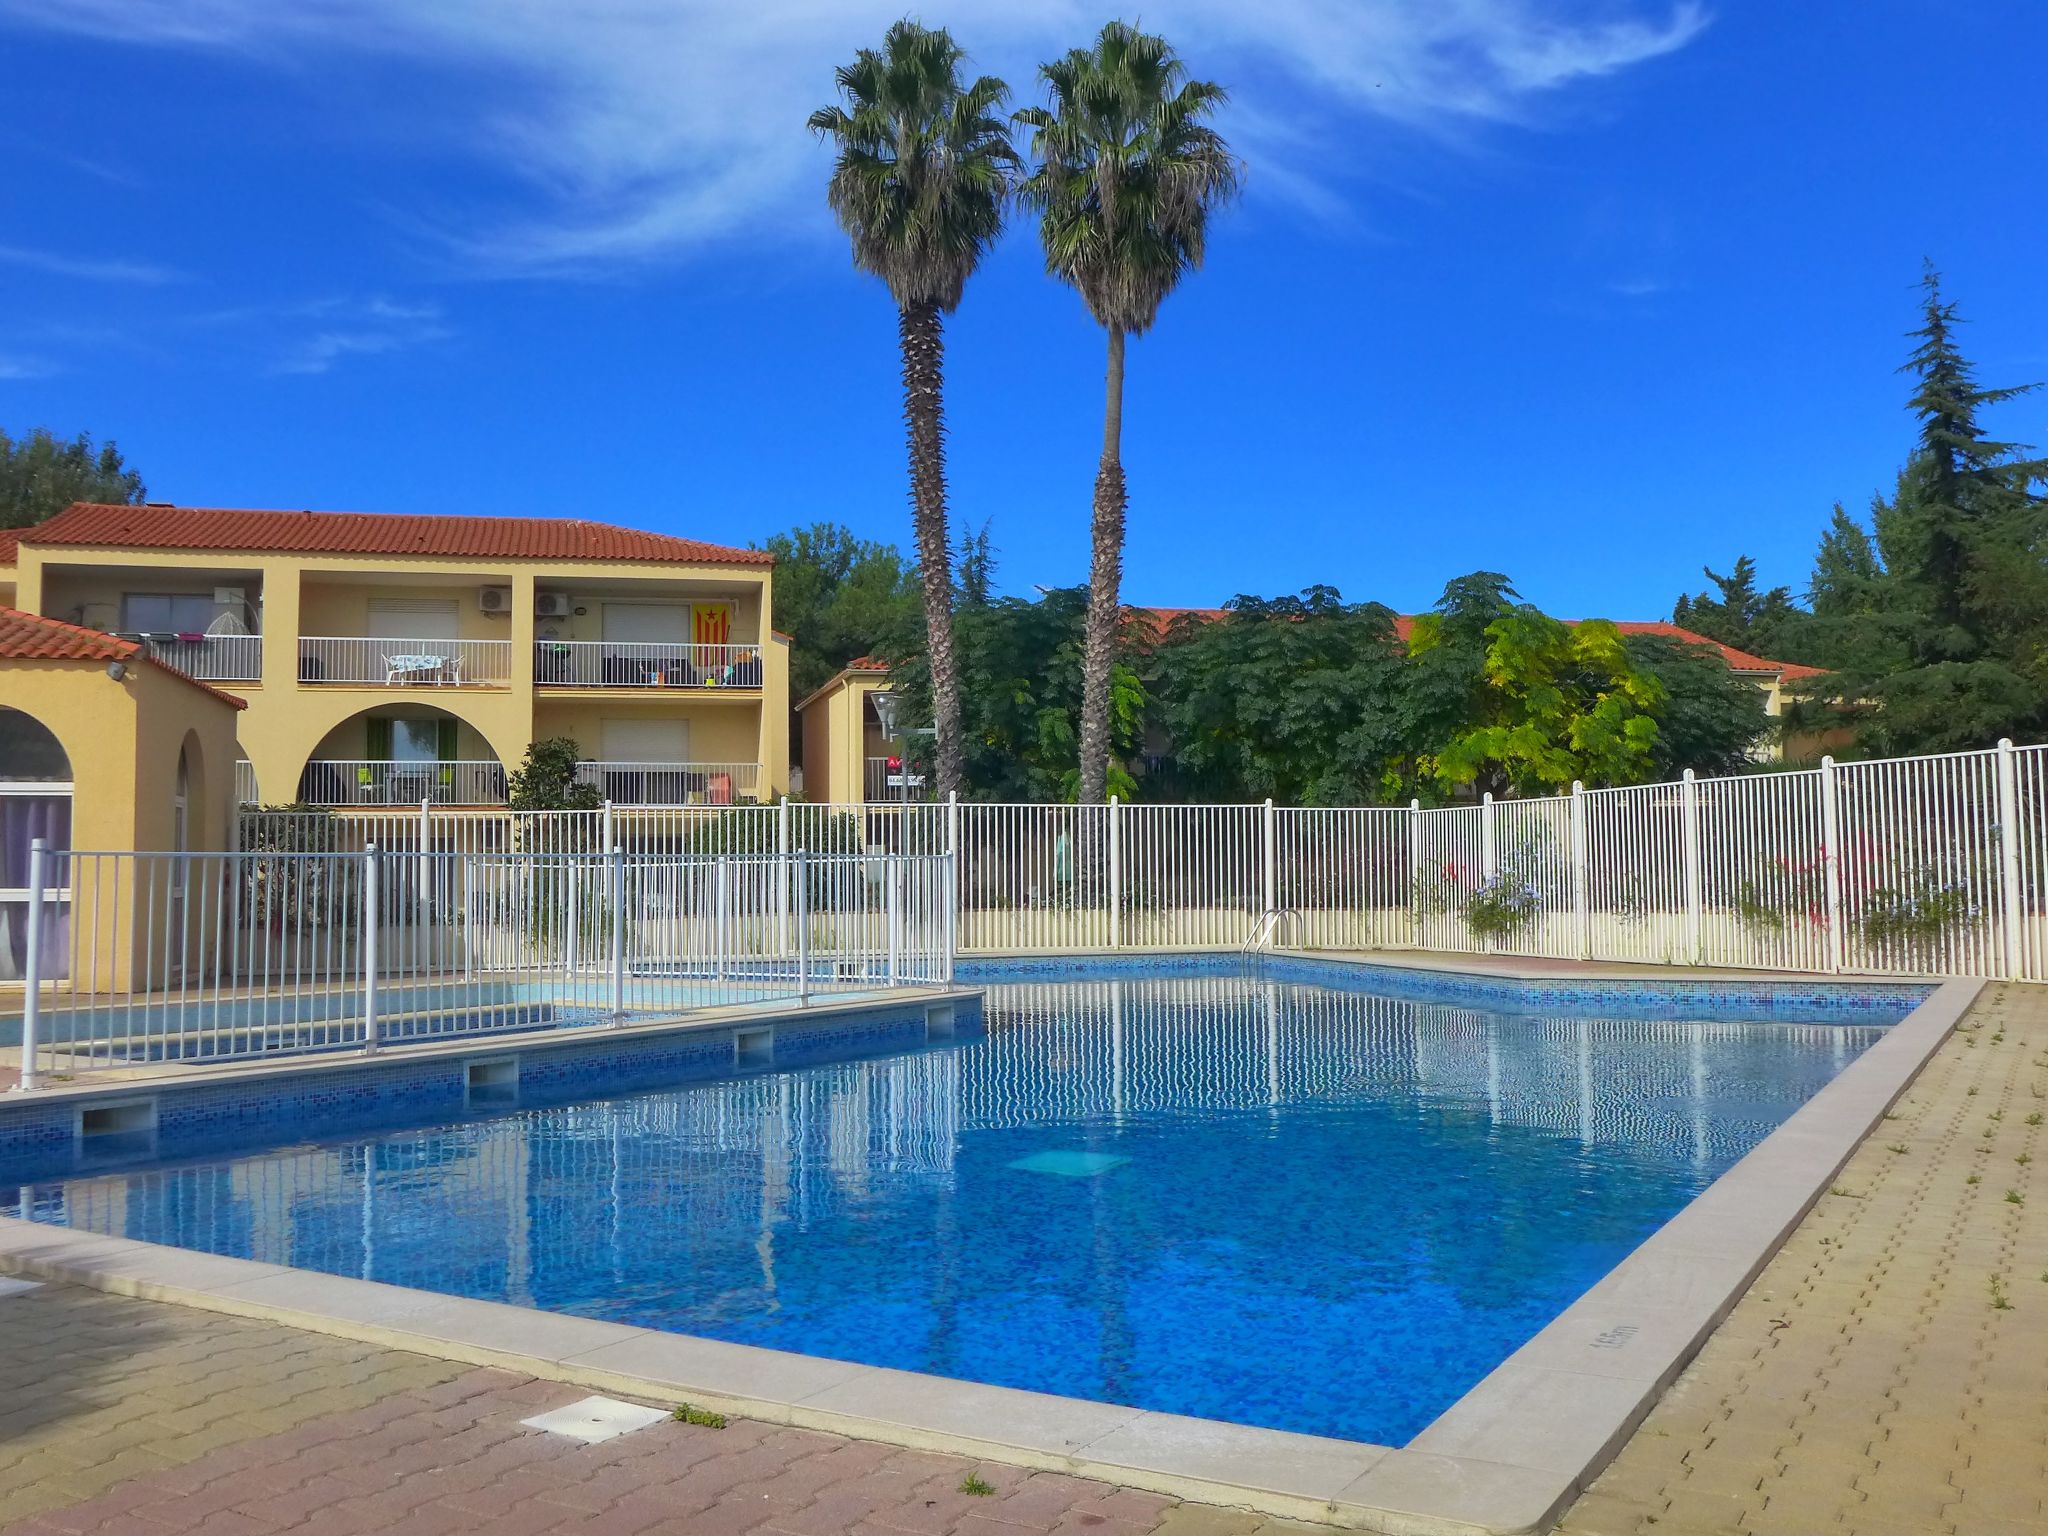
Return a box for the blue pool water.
[0,974,1893,1444]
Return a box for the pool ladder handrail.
[1242,907,1304,957]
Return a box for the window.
[122,593,216,634]
[0,708,72,982]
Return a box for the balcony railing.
[295,760,508,806]
[534,641,763,690]
[298,637,512,687]
[130,632,264,682]
[865,756,930,802]
[574,761,761,805]
[235,760,260,805]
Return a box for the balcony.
[535,641,762,691]
[865,756,929,802]
[298,637,512,687]
[131,632,264,683]
[574,761,761,805]
[295,760,508,806]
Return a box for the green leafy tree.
[887,585,1144,801]
[1016,22,1239,804]
[1150,588,1410,804]
[1,427,145,529]
[1625,633,1770,778]
[1409,577,1665,796]
[759,523,918,700]
[809,22,1017,802]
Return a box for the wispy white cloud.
[1608,276,1671,297]
[0,242,182,284]
[0,1,1709,271]
[264,296,453,375]
[0,352,55,379]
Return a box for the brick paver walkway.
[1560,981,2048,1536]
[0,1284,1320,1536]
[2,984,2040,1536]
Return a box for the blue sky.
[2,2,2044,625]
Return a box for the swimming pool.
[0,968,1905,1446]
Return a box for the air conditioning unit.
[534,592,574,619]
[478,585,513,615]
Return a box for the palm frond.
[809,20,1017,312]
[1014,22,1241,334]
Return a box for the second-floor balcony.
[535,641,763,690]
[132,632,264,683]
[298,637,513,687]
[574,761,761,805]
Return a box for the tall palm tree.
[1017,22,1239,804]
[809,21,1015,802]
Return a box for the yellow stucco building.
[1,608,246,986]
[796,658,895,804]
[1,502,790,812]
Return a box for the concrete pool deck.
[0,961,1982,1534]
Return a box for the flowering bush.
[1465,872,1542,940]
[1859,874,1979,958]
[1734,853,1829,933]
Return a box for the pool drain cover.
[1007,1150,1129,1178]
[520,1395,669,1444]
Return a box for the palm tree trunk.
[901,300,966,799]
[1077,325,1128,805]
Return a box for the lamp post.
[872,689,906,815]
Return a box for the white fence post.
[1408,799,1423,949]
[565,848,582,976]
[361,842,380,1054]
[1480,794,1497,881]
[1681,769,1704,965]
[1570,782,1590,961]
[601,799,616,858]
[608,842,627,1021]
[1262,798,1278,917]
[715,854,731,983]
[1996,738,2024,980]
[417,798,433,905]
[886,854,901,985]
[776,797,791,958]
[1108,795,1123,950]
[15,838,47,1092]
[1820,755,1845,974]
[946,791,961,954]
[795,850,811,1004]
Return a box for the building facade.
[1,503,790,810]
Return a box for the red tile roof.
[16,503,773,567]
[0,607,248,708]
[0,527,20,567]
[1605,620,1825,679]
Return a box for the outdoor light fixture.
[106,660,127,681]
[871,688,901,739]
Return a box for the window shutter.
[365,718,393,761]
[436,719,459,761]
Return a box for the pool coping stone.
[0,962,1982,1536]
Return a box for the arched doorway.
[296,704,508,806]
[0,707,72,982]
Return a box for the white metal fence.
[8,842,955,1087]
[266,743,2048,973]
[206,738,2048,983]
